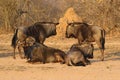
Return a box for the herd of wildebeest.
[11,21,105,66]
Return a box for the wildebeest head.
[71,43,94,59]
[66,23,82,38]
[66,22,90,38]
[46,23,57,36]
[34,22,59,37]
[66,23,76,38]
[48,23,59,36]
[25,36,36,47]
[23,37,36,60]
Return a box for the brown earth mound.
[56,7,82,38]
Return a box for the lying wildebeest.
[11,22,59,59]
[66,22,105,61]
[23,37,66,64]
[65,43,94,66]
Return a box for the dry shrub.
[107,27,120,37]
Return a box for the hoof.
[42,62,45,64]
[60,61,65,64]
[101,57,104,61]
[13,56,16,59]
[101,59,104,61]
[27,60,31,63]
[20,57,24,59]
[87,62,91,65]
[23,56,27,59]
[20,56,25,59]
[27,60,35,64]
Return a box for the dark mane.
[25,24,45,37]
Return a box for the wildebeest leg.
[39,33,45,44]
[78,32,84,45]
[68,59,73,66]
[75,62,86,66]
[101,49,104,61]
[56,54,65,64]
[13,47,16,59]
[13,40,19,59]
[41,53,45,64]
[96,40,104,61]
[85,59,91,65]
[78,39,82,45]
[27,59,37,64]
[54,52,65,64]
[18,45,24,59]
[81,59,87,66]
[72,59,86,66]
[41,59,45,64]
[65,57,72,66]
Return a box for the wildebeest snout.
[65,32,69,38]
[65,32,72,38]
[87,53,93,59]
[53,30,57,35]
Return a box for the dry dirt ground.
[0,34,120,80]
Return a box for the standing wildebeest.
[23,37,66,64]
[11,22,59,59]
[66,22,105,61]
[65,43,94,66]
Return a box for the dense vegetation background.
[0,0,120,35]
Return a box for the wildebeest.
[65,43,94,66]
[66,22,105,61]
[11,22,59,59]
[23,37,66,64]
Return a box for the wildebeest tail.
[101,29,105,50]
[11,29,18,48]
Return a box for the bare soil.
[0,34,120,80]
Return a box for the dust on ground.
[0,34,120,80]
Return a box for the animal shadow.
[105,51,120,61]
[0,52,13,58]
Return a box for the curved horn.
[88,21,93,25]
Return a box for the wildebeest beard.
[23,46,34,60]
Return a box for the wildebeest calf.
[65,43,94,66]
[23,37,66,64]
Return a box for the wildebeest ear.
[66,20,74,26]
[90,44,94,48]
[68,23,74,27]
[68,23,71,25]
[66,20,71,25]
